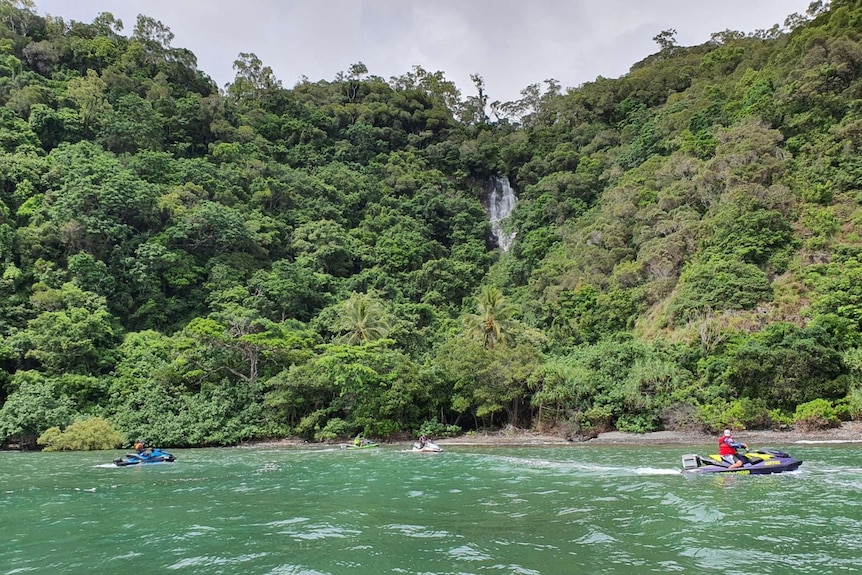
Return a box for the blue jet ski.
[113,448,176,467]
[681,448,802,475]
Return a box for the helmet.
[724,429,731,436]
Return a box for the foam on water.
[477,453,681,477]
[634,467,683,475]
[795,439,862,444]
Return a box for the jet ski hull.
[412,441,443,453]
[343,442,379,450]
[682,449,802,475]
[113,448,176,467]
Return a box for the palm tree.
[462,285,517,349]
[335,292,390,345]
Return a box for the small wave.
[290,524,360,541]
[575,529,617,545]
[480,454,684,477]
[265,565,329,575]
[634,467,683,475]
[794,439,862,444]
[447,544,492,561]
[385,523,451,539]
[167,553,267,570]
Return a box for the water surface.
[2,443,860,574]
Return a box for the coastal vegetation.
[1,0,861,448]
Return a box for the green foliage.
[806,255,862,345]
[670,258,772,323]
[314,417,353,441]
[613,413,659,434]
[333,292,391,345]
[37,417,124,451]
[461,285,517,349]
[10,282,121,375]
[696,397,773,432]
[577,405,614,436]
[717,322,847,410]
[416,420,462,438]
[2,0,862,444]
[0,371,75,447]
[769,409,794,429]
[793,398,840,430]
[837,387,862,421]
[700,198,796,266]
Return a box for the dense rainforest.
[1,0,861,450]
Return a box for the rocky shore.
[246,421,862,448]
[433,421,862,446]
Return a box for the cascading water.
[487,175,517,252]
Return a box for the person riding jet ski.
[718,429,748,469]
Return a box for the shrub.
[417,421,462,438]
[838,387,862,420]
[37,417,124,451]
[793,399,840,431]
[669,257,772,323]
[571,405,614,438]
[314,417,353,441]
[359,418,400,439]
[295,409,330,440]
[614,413,659,433]
[768,409,793,429]
[696,397,772,432]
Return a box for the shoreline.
[438,421,862,446]
[248,421,862,448]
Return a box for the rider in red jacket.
[718,429,748,469]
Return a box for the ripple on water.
[171,524,218,541]
[680,503,725,523]
[263,566,330,575]
[287,523,360,541]
[447,544,492,561]
[385,523,451,538]
[263,517,309,528]
[575,529,617,545]
[167,553,267,570]
[487,563,542,575]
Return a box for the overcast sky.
[32,1,812,103]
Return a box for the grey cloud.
[34,0,811,102]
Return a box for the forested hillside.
[1,0,861,449]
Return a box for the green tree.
[38,416,124,451]
[0,370,75,448]
[669,257,772,323]
[334,292,391,346]
[717,322,847,411]
[11,282,120,375]
[462,285,517,349]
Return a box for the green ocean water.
[2,442,861,574]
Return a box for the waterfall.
[487,175,517,252]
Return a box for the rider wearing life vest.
[718,429,748,469]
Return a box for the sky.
[32,0,813,104]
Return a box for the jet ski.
[412,441,443,453]
[682,448,802,475]
[342,441,378,450]
[113,448,176,467]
